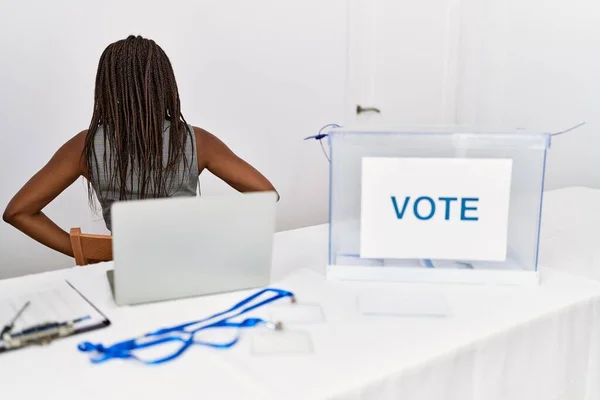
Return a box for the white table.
[538,187,600,282]
[2,188,600,400]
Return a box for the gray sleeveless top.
[91,121,199,231]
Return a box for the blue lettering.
[413,196,435,220]
[438,197,458,220]
[390,195,479,221]
[460,197,479,221]
[391,196,411,219]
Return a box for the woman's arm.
[2,131,87,257]
[194,127,279,199]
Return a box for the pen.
[0,301,31,339]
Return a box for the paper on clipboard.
[0,280,108,346]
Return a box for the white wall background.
[456,0,600,190]
[0,0,347,278]
[347,0,462,126]
[346,0,599,190]
[1,0,598,279]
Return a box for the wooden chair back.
[69,227,113,266]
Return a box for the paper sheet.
[358,292,451,317]
[0,281,107,335]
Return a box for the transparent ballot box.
[327,127,552,285]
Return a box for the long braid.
[83,35,192,208]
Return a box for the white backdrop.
[0,0,347,278]
[346,0,600,193]
[456,0,600,190]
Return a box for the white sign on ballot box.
[360,157,513,261]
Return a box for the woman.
[2,35,277,258]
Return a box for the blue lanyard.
[78,288,295,365]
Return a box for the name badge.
[360,157,513,261]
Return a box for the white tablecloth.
[539,187,600,282]
[2,187,600,400]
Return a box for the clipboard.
[0,280,110,354]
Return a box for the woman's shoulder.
[191,125,210,140]
[191,126,220,151]
[73,129,89,147]
[190,126,231,170]
[42,129,89,177]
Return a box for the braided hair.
[83,35,192,206]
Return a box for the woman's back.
[91,120,198,231]
[3,35,277,260]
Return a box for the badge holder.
[250,329,314,356]
[249,302,325,356]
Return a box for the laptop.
[109,191,278,306]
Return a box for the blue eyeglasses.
[78,288,295,365]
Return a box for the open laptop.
[108,191,278,306]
